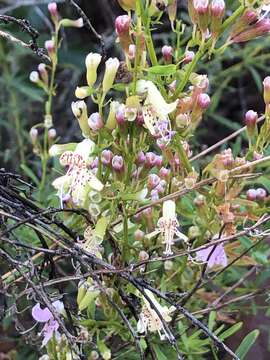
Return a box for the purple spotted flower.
[196,244,227,269]
[32,300,64,347]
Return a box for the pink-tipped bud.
[156,183,165,194]
[48,2,58,18]
[112,155,124,171]
[147,174,160,189]
[194,0,209,15]
[151,189,159,201]
[136,151,146,165]
[233,18,270,43]
[48,128,57,139]
[116,105,126,125]
[197,93,211,109]
[128,44,136,60]
[183,50,195,64]
[138,250,149,260]
[159,167,170,179]
[115,15,131,35]
[88,113,103,132]
[210,0,225,18]
[256,188,267,201]
[45,40,55,56]
[246,189,257,201]
[162,45,173,63]
[101,149,113,165]
[245,110,258,127]
[29,127,38,142]
[154,155,163,168]
[90,157,99,169]
[145,152,157,168]
[263,76,270,104]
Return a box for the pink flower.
[196,244,227,269]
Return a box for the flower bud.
[145,152,156,168]
[159,167,170,179]
[246,189,257,201]
[183,50,195,64]
[151,189,159,201]
[155,155,163,167]
[162,45,173,63]
[75,86,92,99]
[263,76,270,105]
[164,260,174,271]
[29,71,39,83]
[230,9,258,39]
[88,113,103,132]
[30,127,38,142]
[197,93,211,109]
[115,15,130,36]
[38,63,48,85]
[245,110,258,127]
[90,351,99,360]
[112,155,124,171]
[194,0,209,34]
[45,40,55,57]
[102,58,120,94]
[72,100,90,137]
[85,53,102,87]
[49,143,77,157]
[256,188,267,201]
[168,0,177,28]
[232,18,270,43]
[128,44,136,60]
[48,2,58,18]
[101,149,113,165]
[147,174,160,189]
[106,101,119,130]
[136,151,146,165]
[194,194,206,207]
[48,128,57,140]
[210,0,225,18]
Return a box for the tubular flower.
[157,200,188,255]
[52,139,103,207]
[137,289,175,340]
[136,80,177,142]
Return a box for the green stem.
[132,0,143,94]
[176,140,193,173]
[221,4,245,33]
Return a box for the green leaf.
[208,311,216,332]
[219,322,243,341]
[20,164,40,186]
[153,345,168,360]
[235,329,260,359]
[147,64,176,76]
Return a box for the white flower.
[137,289,175,340]
[85,53,102,87]
[137,80,177,140]
[102,58,120,94]
[157,200,188,256]
[52,139,103,207]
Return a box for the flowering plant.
[1,1,270,359]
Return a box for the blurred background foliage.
[1,0,270,359]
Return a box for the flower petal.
[32,303,52,323]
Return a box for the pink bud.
[135,230,145,242]
[138,250,149,260]
[88,113,103,132]
[197,93,210,109]
[159,167,170,179]
[256,188,267,201]
[183,50,195,64]
[194,0,209,15]
[210,0,225,18]
[263,76,270,104]
[101,149,113,165]
[136,151,146,165]
[155,155,163,167]
[112,155,124,171]
[128,44,136,60]
[147,174,160,189]
[246,189,257,201]
[145,152,156,168]
[30,127,38,141]
[90,157,99,169]
[136,111,144,125]
[156,183,165,194]
[244,110,258,126]
[48,128,57,139]
[48,2,58,18]
[162,45,173,62]
[115,15,131,35]
[115,105,126,126]
[45,40,55,55]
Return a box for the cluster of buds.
[246,188,268,202]
[176,73,210,130]
[230,8,270,43]
[188,0,225,40]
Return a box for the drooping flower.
[195,243,227,269]
[32,300,64,347]
[156,200,188,256]
[52,139,103,207]
[137,289,175,340]
[136,80,177,142]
